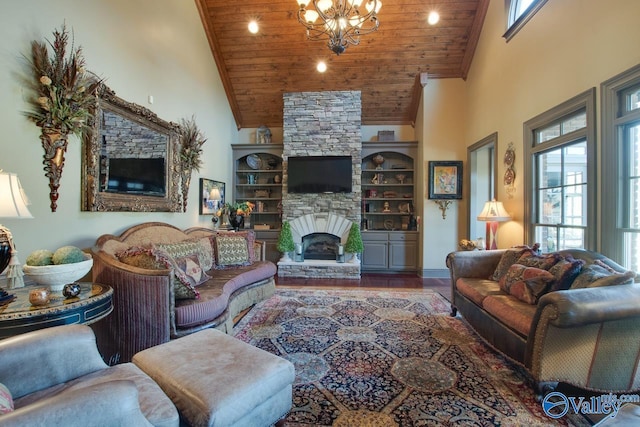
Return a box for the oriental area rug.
[233,288,586,426]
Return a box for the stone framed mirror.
[81,83,182,212]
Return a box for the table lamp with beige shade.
[0,170,33,290]
[476,199,511,250]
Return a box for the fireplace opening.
[302,233,340,260]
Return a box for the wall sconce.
[434,200,452,220]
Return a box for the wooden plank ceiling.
[195,0,488,129]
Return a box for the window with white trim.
[524,89,596,251]
[602,64,640,270]
[504,0,548,41]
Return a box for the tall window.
[524,89,596,251]
[602,64,640,270]
[467,133,498,241]
[504,0,548,41]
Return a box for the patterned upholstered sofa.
[446,247,640,396]
[91,222,276,364]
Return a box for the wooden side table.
[0,282,113,339]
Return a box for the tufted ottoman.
[132,329,295,427]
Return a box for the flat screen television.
[106,157,166,196]
[287,156,352,194]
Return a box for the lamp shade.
[477,199,510,222]
[0,172,33,219]
[209,188,222,201]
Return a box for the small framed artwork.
[428,161,463,199]
[199,178,225,215]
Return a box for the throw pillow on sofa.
[570,261,636,289]
[516,251,562,270]
[211,231,256,268]
[547,256,585,292]
[155,237,214,271]
[499,264,555,304]
[116,246,165,270]
[151,241,214,300]
[490,246,532,281]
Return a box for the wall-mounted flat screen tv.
[288,156,352,194]
[106,157,166,196]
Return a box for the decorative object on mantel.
[504,142,516,199]
[277,221,295,261]
[256,125,272,144]
[0,170,33,290]
[295,0,381,55]
[178,116,206,212]
[22,24,101,212]
[476,199,511,250]
[344,222,364,263]
[377,130,395,141]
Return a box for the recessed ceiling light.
[248,20,259,34]
[317,61,327,73]
[428,11,440,25]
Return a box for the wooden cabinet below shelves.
[361,231,418,272]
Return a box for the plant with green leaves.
[345,222,364,254]
[277,221,295,254]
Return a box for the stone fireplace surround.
[277,90,362,279]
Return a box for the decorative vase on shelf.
[229,214,244,231]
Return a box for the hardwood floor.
[275,273,451,301]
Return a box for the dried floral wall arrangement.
[178,116,207,212]
[23,24,100,212]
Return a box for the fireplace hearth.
[303,233,340,260]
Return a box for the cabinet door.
[362,240,388,269]
[389,239,418,270]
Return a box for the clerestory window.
[504,0,548,41]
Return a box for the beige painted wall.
[0,0,236,257]
[418,0,640,272]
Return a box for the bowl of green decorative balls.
[23,246,93,292]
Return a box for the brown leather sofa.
[91,222,276,364]
[446,248,640,396]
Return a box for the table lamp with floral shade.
[0,170,33,290]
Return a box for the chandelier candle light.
[476,199,511,250]
[296,0,382,55]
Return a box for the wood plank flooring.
[275,273,451,301]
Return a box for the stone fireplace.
[277,91,362,279]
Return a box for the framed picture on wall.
[428,161,463,199]
[199,178,225,215]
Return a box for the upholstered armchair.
[0,324,178,427]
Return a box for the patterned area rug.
[233,288,583,426]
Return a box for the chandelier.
[296,0,382,55]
